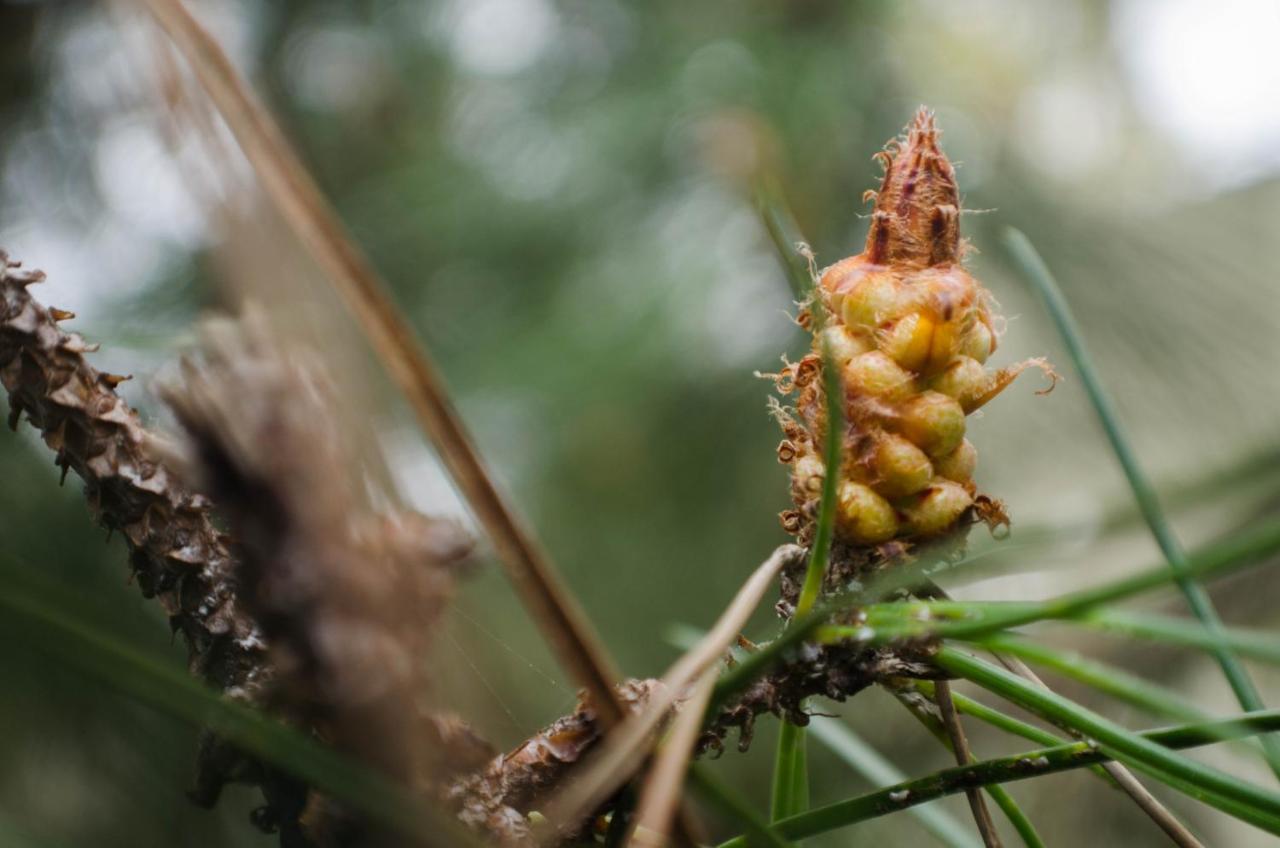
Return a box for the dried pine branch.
[1,253,488,845]
[0,251,277,804]
[440,611,944,844]
[445,679,663,845]
[935,680,1003,848]
[160,310,477,844]
[450,602,942,844]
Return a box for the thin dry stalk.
[446,545,923,844]
[992,653,1203,848]
[936,680,1003,848]
[132,0,625,723]
[446,679,663,844]
[629,669,718,847]
[918,581,1201,848]
[539,544,805,836]
[0,253,270,801]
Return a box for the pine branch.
[0,253,272,805]
[935,680,1004,848]
[162,311,476,843]
[1,255,486,844]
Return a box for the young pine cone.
[776,109,1051,549]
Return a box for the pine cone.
[775,109,1051,550]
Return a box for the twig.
[1003,228,1280,780]
[0,254,269,805]
[630,669,718,846]
[993,652,1204,848]
[916,576,1203,848]
[935,680,1004,848]
[539,544,804,836]
[133,0,625,722]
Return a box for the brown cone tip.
[864,107,961,268]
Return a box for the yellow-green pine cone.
[774,108,1046,547]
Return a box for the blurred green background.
[3,0,1280,845]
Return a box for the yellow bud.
[844,351,913,399]
[961,320,995,363]
[841,273,902,329]
[897,391,965,457]
[871,434,933,498]
[932,356,988,412]
[793,455,826,494]
[935,439,977,483]
[924,315,960,375]
[820,325,872,366]
[902,481,973,537]
[836,481,899,544]
[879,312,934,372]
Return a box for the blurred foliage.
[2,0,1280,845]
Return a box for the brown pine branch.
[0,253,312,823]
[161,311,476,844]
[935,680,1004,848]
[917,580,1203,847]
[629,668,718,846]
[446,544,946,844]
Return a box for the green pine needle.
[716,708,1280,846]
[807,717,982,848]
[1079,609,1280,665]
[936,647,1280,833]
[974,635,1208,724]
[1003,227,1280,779]
[853,518,1280,643]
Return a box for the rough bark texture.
[442,635,942,845]
[446,679,662,845]
[700,639,940,756]
[0,251,268,707]
[1,252,486,846]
